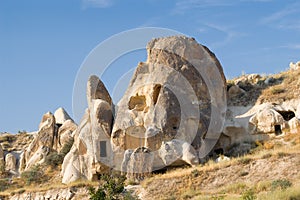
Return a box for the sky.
[1,0,300,133]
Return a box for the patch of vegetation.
[44,151,64,168]
[276,152,290,158]
[0,179,9,192]
[191,169,200,178]
[21,165,48,185]
[271,179,292,190]
[88,174,136,200]
[223,182,248,194]
[181,188,200,200]
[242,189,256,200]
[44,138,74,168]
[237,157,252,165]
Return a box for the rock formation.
[61,35,227,183]
[290,61,300,70]
[20,108,76,172]
[111,36,227,171]
[5,153,17,173]
[61,75,113,184]
[54,107,72,125]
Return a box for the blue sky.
[1,0,300,133]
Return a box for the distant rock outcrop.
[290,61,300,70]
[20,108,76,172]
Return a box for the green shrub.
[0,179,9,191]
[21,165,47,185]
[89,174,136,200]
[242,189,256,200]
[271,179,292,190]
[44,151,64,168]
[44,138,74,168]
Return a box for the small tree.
[88,174,135,200]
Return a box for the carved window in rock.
[100,141,107,157]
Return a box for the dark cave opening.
[277,110,295,121]
[274,124,282,135]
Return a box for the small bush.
[242,189,256,200]
[44,139,74,168]
[44,151,64,168]
[89,174,136,200]
[271,179,292,190]
[21,165,47,185]
[0,179,9,191]
[223,182,248,194]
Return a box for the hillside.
[138,133,300,200]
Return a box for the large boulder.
[158,139,199,166]
[249,108,287,134]
[61,76,113,184]
[111,36,226,170]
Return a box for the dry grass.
[141,133,300,200]
[258,69,300,103]
[228,68,300,106]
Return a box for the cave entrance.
[274,125,282,135]
[277,110,295,121]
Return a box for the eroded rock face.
[158,139,199,166]
[54,107,72,125]
[57,119,77,152]
[249,108,286,134]
[112,36,226,170]
[20,112,56,171]
[5,153,17,173]
[61,76,113,184]
[20,109,77,173]
[122,147,154,181]
[61,36,227,183]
